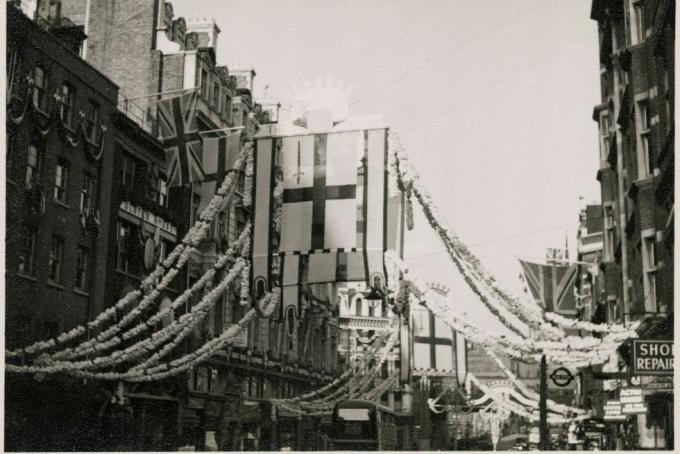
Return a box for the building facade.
[590,0,674,448]
[5,3,152,450]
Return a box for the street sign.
[603,400,626,421]
[631,340,673,376]
[549,367,574,387]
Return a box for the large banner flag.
[198,131,241,213]
[252,124,393,336]
[518,259,578,315]
[157,91,205,187]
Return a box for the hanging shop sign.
[620,387,647,415]
[631,340,673,376]
[603,400,626,421]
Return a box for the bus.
[329,399,399,451]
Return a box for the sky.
[174,0,602,330]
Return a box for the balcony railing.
[117,94,157,135]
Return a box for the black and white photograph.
[3,0,675,451]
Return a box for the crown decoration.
[426,282,450,297]
[290,76,353,125]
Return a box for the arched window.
[254,277,266,299]
[355,298,363,316]
[285,306,296,337]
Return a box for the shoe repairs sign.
[632,340,673,376]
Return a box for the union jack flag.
[157,91,205,187]
[518,258,578,315]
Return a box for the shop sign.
[120,200,177,236]
[224,323,248,348]
[603,400,626,421]
[620,387,647,414]
[641,375,673,392]
[632,340,673,376]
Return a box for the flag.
[157,91,204,186]
[518,259,578,314]
[198,131,241,213]
[279,131,361,252]
[252,127,390,292]
[545,247,568,266]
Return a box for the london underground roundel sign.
[550,367,574,387]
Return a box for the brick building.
[590,0,673,448]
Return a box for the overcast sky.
[174,0,601,329]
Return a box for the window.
[18,226,37,276]
[158,177,169,207]
[217,211,226,249]
[662,69,672,134]
[122,155,136,188]
[159,238,173,263]
[85,100,99,142]
[242,109,249,127]
[80,173,96,215]
[355,298,363,316]
[223,93,232,121]
[54,161,68,203]
[632,1,645,44]
[599,112,611,164]
[25,144,42,190]
[641,235,657,311]
[75,246,89,290]
[212,82,220,108]
[60,82,75,127]
[237,171,246,194]
[636,99,652,177]
[32,66,49,112]
[604,206,615,261]
[190,192,201,226]
[200,67,209,99]
[48,235,64,283]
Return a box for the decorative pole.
[539,353,549,450]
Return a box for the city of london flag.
[252,124,395,329]
[157,91,205,187]
[518,259,578,315]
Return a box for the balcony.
[117,94,157,136]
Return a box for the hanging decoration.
[6,144,253,361]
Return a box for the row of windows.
[25,143,98,214]
[120,154,170,208]
[198,66,233,121]
[18,228,89,291]
[32,65,100,141]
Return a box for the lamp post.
[539,353,549,450]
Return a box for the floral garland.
[274,327,394,404]
[6,145,253,361]
[386,251,632,370]
[390,136,564,338]
[467,373,590,424]
[391,136,640,342]
[483,349,588,416]
[543,311,640,334]
[6,289,280,381]
[9,259,248,375]
[242,149,254,207]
